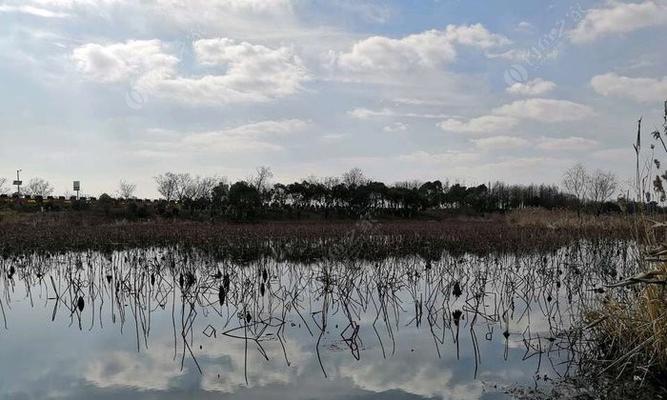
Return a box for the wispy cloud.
[506,78,556,96]
[591,73,667,103]
[0,4,69,18]
[569,0,667,43]
[439,99,594,136]
[349,108,456,119]
[537,136,598,151]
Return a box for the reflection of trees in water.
[0,240,639,388]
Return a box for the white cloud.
[148,38,308,105]
[348,108,389,119]
[0,4,69,18]
[398,150,480,165]
[72,40,178,83]
[487,48,531,62]
[182,134,284,152]
[8,0,300,41]
[506,78,556,96]
[492,98,595,122]
[569,0,667,43]
[133,119,308,157]
[516,21,536,33]
[536,136,598,151]
[488,47,559,63]
[438,115,519,134]
[444,23,511,48]
[321,133,346,142]
[438,99,594,135]
[15,0,293,15]
[591,73,667,102]
[464,135,598,151]
[332,0,392,23]
[349,107,454,119]
[392,97,451,106]
[217,119,308,136]
[207,0,293,13]
[472,136,529,150]
[591,147,631,161]
[334,24,510,72]
[383,122,408,132]
[73,38,309,105]
[181,119,307,152]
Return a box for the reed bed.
[581,216,667,393]
[570,100,667,396]
[0,211,633,261]
[506,207,634,232]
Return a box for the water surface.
[0,240,637,399]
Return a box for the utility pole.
[13,169,22,196]
[73,181,80,199]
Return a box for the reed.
[582,101,667,391]
[0,211,633,260]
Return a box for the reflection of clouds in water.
[84,336,308,393]
[339,352,484,400]
[1,241,633,399]
[479,363,531,382]
[503,298,577,351]
[82,330,488,400]
[85,349,181,390]
[200,337,307,393]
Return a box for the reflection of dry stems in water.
[0,239,640,388]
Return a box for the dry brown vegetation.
[582,215,667,390]
[0,209,634,260]
[506,207,634,231]
[576,100,667,392]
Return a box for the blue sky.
[0,0,666,197]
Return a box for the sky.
[0,0,666,197]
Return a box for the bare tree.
[250,166,274,193]
[118,180,137,199]
[0,177,7,195]
[394,180,423,190]
[192,176,218,200]
[588,169,618,215]
[24,177,54,197]
[155,172,179,201]
[588,170,618,204]
[342,167,368,187]
[562,163,589,203]
[322,176,340,189]
[176,174,218,201]
[176,173,195,201]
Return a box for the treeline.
[144,168,615,220]
[1,167,628,221]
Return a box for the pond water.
[0,240,638,399]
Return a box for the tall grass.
[587,266,667,376]
[583,101,667,389]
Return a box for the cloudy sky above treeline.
[1,0,666,197]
